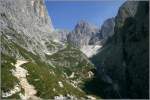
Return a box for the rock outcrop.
[90,1,149,99]
[67,19,115,57]
[51,29,69,43]
[67,20,99,48]
[0,0,55,59]
[100,18,115,44]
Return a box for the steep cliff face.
[0,0,54,35]
[90,1,149,99]
[119,2,149,98]
[0,0,55,59]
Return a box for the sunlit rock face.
[0,0,56,59]
[67,18,116,57]
[67,21,99,48]
[51,29,69,43]
[67,21,101,57]
[1,0,54,36]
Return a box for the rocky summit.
[67,20,99,48]
[1,0,149,99]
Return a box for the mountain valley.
[1,0,149,99]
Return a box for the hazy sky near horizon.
[45,0,125,30]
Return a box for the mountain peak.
[75,20,97,31]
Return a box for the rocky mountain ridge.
[67,18,115,57]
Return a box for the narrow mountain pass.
[11,60,40,100]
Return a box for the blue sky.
[45,0,125,30]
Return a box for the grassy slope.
[46,45,95,85]
[1,35,88,99]
[1,54,17,91]
[47,44,94,73]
